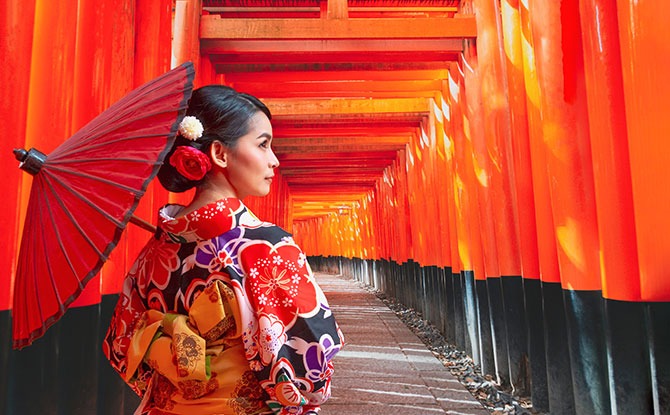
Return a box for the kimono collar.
[157,197,253,242]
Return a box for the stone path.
[316,273,490,415]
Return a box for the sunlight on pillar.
[555,217,587,275]
[473,157,490,188]
[501,0,523,76]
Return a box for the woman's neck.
[178,178,239,217]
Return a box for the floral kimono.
[103,198,344,415]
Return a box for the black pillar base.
[523,278,549,412]
[564,290,610,414]
[542,281,576,414]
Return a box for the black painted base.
[542,281,576,414]
[1,310,10,415]
[522,278,549,411]
[307,257,670,415]
[461,270,477,359]
[476,279,496,376]
[502,276,530,396]
[564,290,610,414]
[605,299,653,414]
[487,277,511,390]
[0,298,140,415]
[647,301,670,413]
[452,271,466,351]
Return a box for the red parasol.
[12,62,195,349]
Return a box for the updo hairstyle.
[158,85,272,193]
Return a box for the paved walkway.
[316,273,489,415]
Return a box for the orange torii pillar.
[4,1,175,413]
[0,1,36,411]
[532,1,608,412]
[499,0,549,409]
[466,0,532,396]
[609,0,670,412]
[579,0,643,413]
[0,0,35,329]
[10,1,81,413]
[515,1,575,412]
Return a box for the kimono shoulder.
[237,221,293,246]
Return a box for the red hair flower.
[169,146,212,181]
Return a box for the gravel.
[372,289,539,415]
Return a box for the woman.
[103,85,344,415]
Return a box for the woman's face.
[225,111,278,199]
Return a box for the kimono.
[103,198,344,415]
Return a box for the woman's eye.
[260,140,270,148]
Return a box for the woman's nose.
[270,149,280,168]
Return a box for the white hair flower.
[178,116,204,141]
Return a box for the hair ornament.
[178,116,204,140]
[169,146,211,181]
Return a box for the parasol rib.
[43,171,126,232]
[40,178,81,306]
[44,177,109,316]
[42,173,107,258]
[27,189,48,336]
[59,124,181,158]
[57,132,180,154]
[35,187,62,332]
[55,92,190,152]
[47,157,162,165]
[46,165,145,196]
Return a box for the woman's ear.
[210,141,228,168]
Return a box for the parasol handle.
[129,215,157,233]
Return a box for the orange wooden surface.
[500,0,540,281]
[459,52,487,282]
[464,40,502,280]
[100,0,140,296]
[446,63,477,278]
[0,0,36,311]
[531,0,601,291]
[200,14,477,39]
[616,0,670,301]
[19,0,78,310]
[432,93,453,268]
[444,70,465,275]
[173,0,203,69]
[70,0,104,307]
[115,0,174,299]
[473,0,521,278]
[579,0,640,300]
[518,0,560,284]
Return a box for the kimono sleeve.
[238,238,344,413]
[102,274,155,396]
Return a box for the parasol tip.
[13,148,28,162]
[13,147,47,175]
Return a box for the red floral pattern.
[131,238,180,293]
[160,198,243,241]
[105,277,148,380]
[239,241,319,328]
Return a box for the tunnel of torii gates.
[0,0,669,414]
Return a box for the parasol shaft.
[130,215,156,233]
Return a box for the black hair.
[157,85,271,193]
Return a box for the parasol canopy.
[12,62,195,349]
